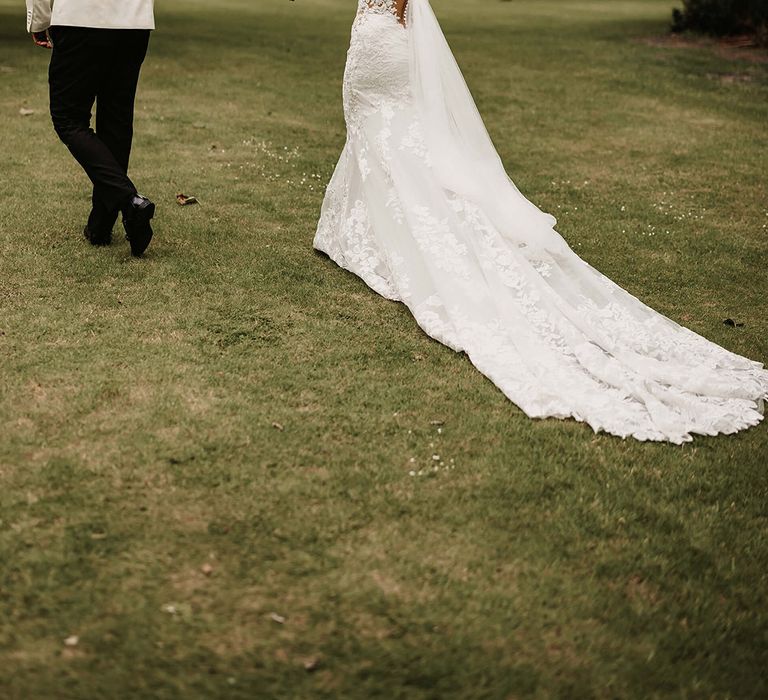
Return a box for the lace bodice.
[357,0,398,18]
[345,0,411,129]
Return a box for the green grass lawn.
[1,0,767,697]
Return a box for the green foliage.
[672,0,768,43]
[1,0,767,697]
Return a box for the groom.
[27,0,157,256]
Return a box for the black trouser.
[48,27,151,234]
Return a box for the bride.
[314,0,768,444]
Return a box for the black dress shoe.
[122,195,156,257]
[83,224,112,246]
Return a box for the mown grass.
[1,0,767,697]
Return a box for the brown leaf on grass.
[200,563,214,576]
[63,635,79,647]
[176,193,199,206]
[272,422,285,432]
[269,612,286,624]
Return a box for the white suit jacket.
[26,0,155,32]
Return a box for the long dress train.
[314,0,768,444]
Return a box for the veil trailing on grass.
[408,0,568,254]
[314,0,768,443]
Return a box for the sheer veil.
[407,0,569,254]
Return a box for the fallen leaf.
[176,193,199,206]
[723,318,745,328]
[269,612,286,624]
[272,422,285,432]
[201,563,214,576]
[302,656,320,672]
[63,635,79,647]
[19,108,35,116]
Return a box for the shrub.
[672,0,768,44]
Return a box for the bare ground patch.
[639,33,768,64]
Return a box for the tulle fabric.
[314,0,768,443]
[408,0,568,255]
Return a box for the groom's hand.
[32,31,52,49]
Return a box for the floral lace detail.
[385,187,404,224]
[357,0,398,19]
[356,146,371,181]
[411,206,471,279]
[314,2,768,443]
[399,122,432,166]
[344,5,411,135]
[374,104,395,172]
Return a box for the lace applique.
[357,0,398,19]
[531,260,553,278]
[400,122,432,166]
[343,7,411,133]
[374,104,395,169]
[411,206,471,279]
[356,146,371,181]
[339,199,399,299]
[344,200,382,277]
[385,187,404,224]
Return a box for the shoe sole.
[126,201,156,257]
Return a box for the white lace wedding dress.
[314,0,768,443]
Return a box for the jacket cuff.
[28,18,51,33]
[27,1,52,33]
